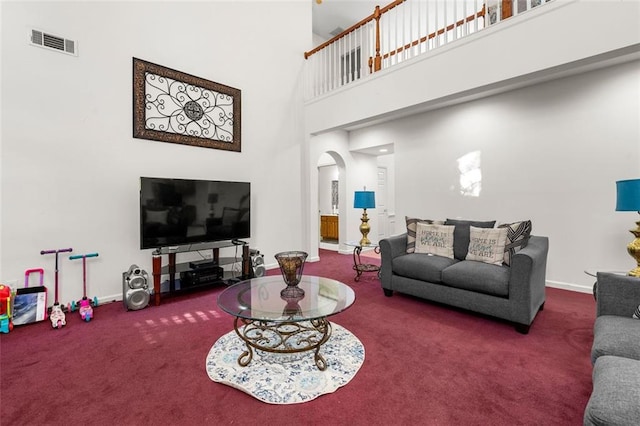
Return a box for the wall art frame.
[133,57,241,152]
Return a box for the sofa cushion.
[414,223,455,259]
[444,219,496,260]
[405,216,443,253]
[465,226,508,265]
[392,253,458,284]
[441,260,510,297]
[591,315,640,364]
[498,220,532,266]
[584,355,640,426]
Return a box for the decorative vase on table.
[275,251,308,298]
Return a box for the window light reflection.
[458,151,482,197]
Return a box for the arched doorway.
[317,151,346,252]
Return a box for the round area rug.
[205,322,365,404]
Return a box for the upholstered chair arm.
[508,236,549,326]
[595,272,640,317]
[379,233,407,290]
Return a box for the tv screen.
[140,177,250,249]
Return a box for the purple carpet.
[0,249,594,425]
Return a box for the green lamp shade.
[354,191,375,209]
[616,179,640,211]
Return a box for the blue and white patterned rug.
[205,323,365,404]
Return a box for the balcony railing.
[304,0,552,100]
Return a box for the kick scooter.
[41,247,73,329]
[69,253,99,322]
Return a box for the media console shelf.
[151,241,251,306]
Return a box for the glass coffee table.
[217,275,355,370]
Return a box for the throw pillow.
[444,219,497,260]
[466,226,509,265]
[498,220,532,266]
[405,216,443,253]
[414,223,455,259]
[633,305,640,320]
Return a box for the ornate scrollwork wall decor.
[133,58,241,151]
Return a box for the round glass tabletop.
[217,275,355,321]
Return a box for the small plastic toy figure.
[49,303,66,329]
[0,284,13,333]
[78,298,93,322]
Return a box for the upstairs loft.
[303,0,640,134]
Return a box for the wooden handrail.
[375,5,486,66]
[304,0,406,60]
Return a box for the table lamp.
[616,178,640,277]
[354,190,375,246]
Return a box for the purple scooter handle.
[41,248,73,255]
[40,248,73,305]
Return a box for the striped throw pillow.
[498,220,532,266]
[633,305,640,320]
[405,216,443,253]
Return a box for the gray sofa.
[584,272,640,426]
[379,232,548,333]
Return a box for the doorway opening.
[317,151,345,252]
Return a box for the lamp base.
[359,210,371,246]
[626,218,640,277]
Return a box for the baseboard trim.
[319,242,339,251]
[98,294,122,304]
[546,280,593,294]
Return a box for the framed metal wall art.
[133,58,241,152]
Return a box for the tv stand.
[151,241,251,306]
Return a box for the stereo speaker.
[123,264,150,311]
[251,252,266,278]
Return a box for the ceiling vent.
[329,27,345,37]
[30,29,77,56]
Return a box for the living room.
[1,0,638,302]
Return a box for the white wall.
[348,60,640,292]
[0,1,311,301]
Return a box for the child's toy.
[48,303,66,329]
[41,247,73,329]
[0,284,14,333]
[69,253,99,322]
[13,269,48,326]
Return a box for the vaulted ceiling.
[312,0,380,40]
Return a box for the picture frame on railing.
[133,58,241,152]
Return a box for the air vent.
[30,29,77,56]
[330,27,344,37]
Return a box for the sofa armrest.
[595,272,640,317]
[508,235,549,324]
[379,233,408,289]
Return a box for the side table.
[346,241,380,282]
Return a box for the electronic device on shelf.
[189,259,217,269]
[139,177,250,250]
[180,266,224,288]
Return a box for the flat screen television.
[140,177,250,249]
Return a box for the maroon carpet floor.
[0,249,595,425]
